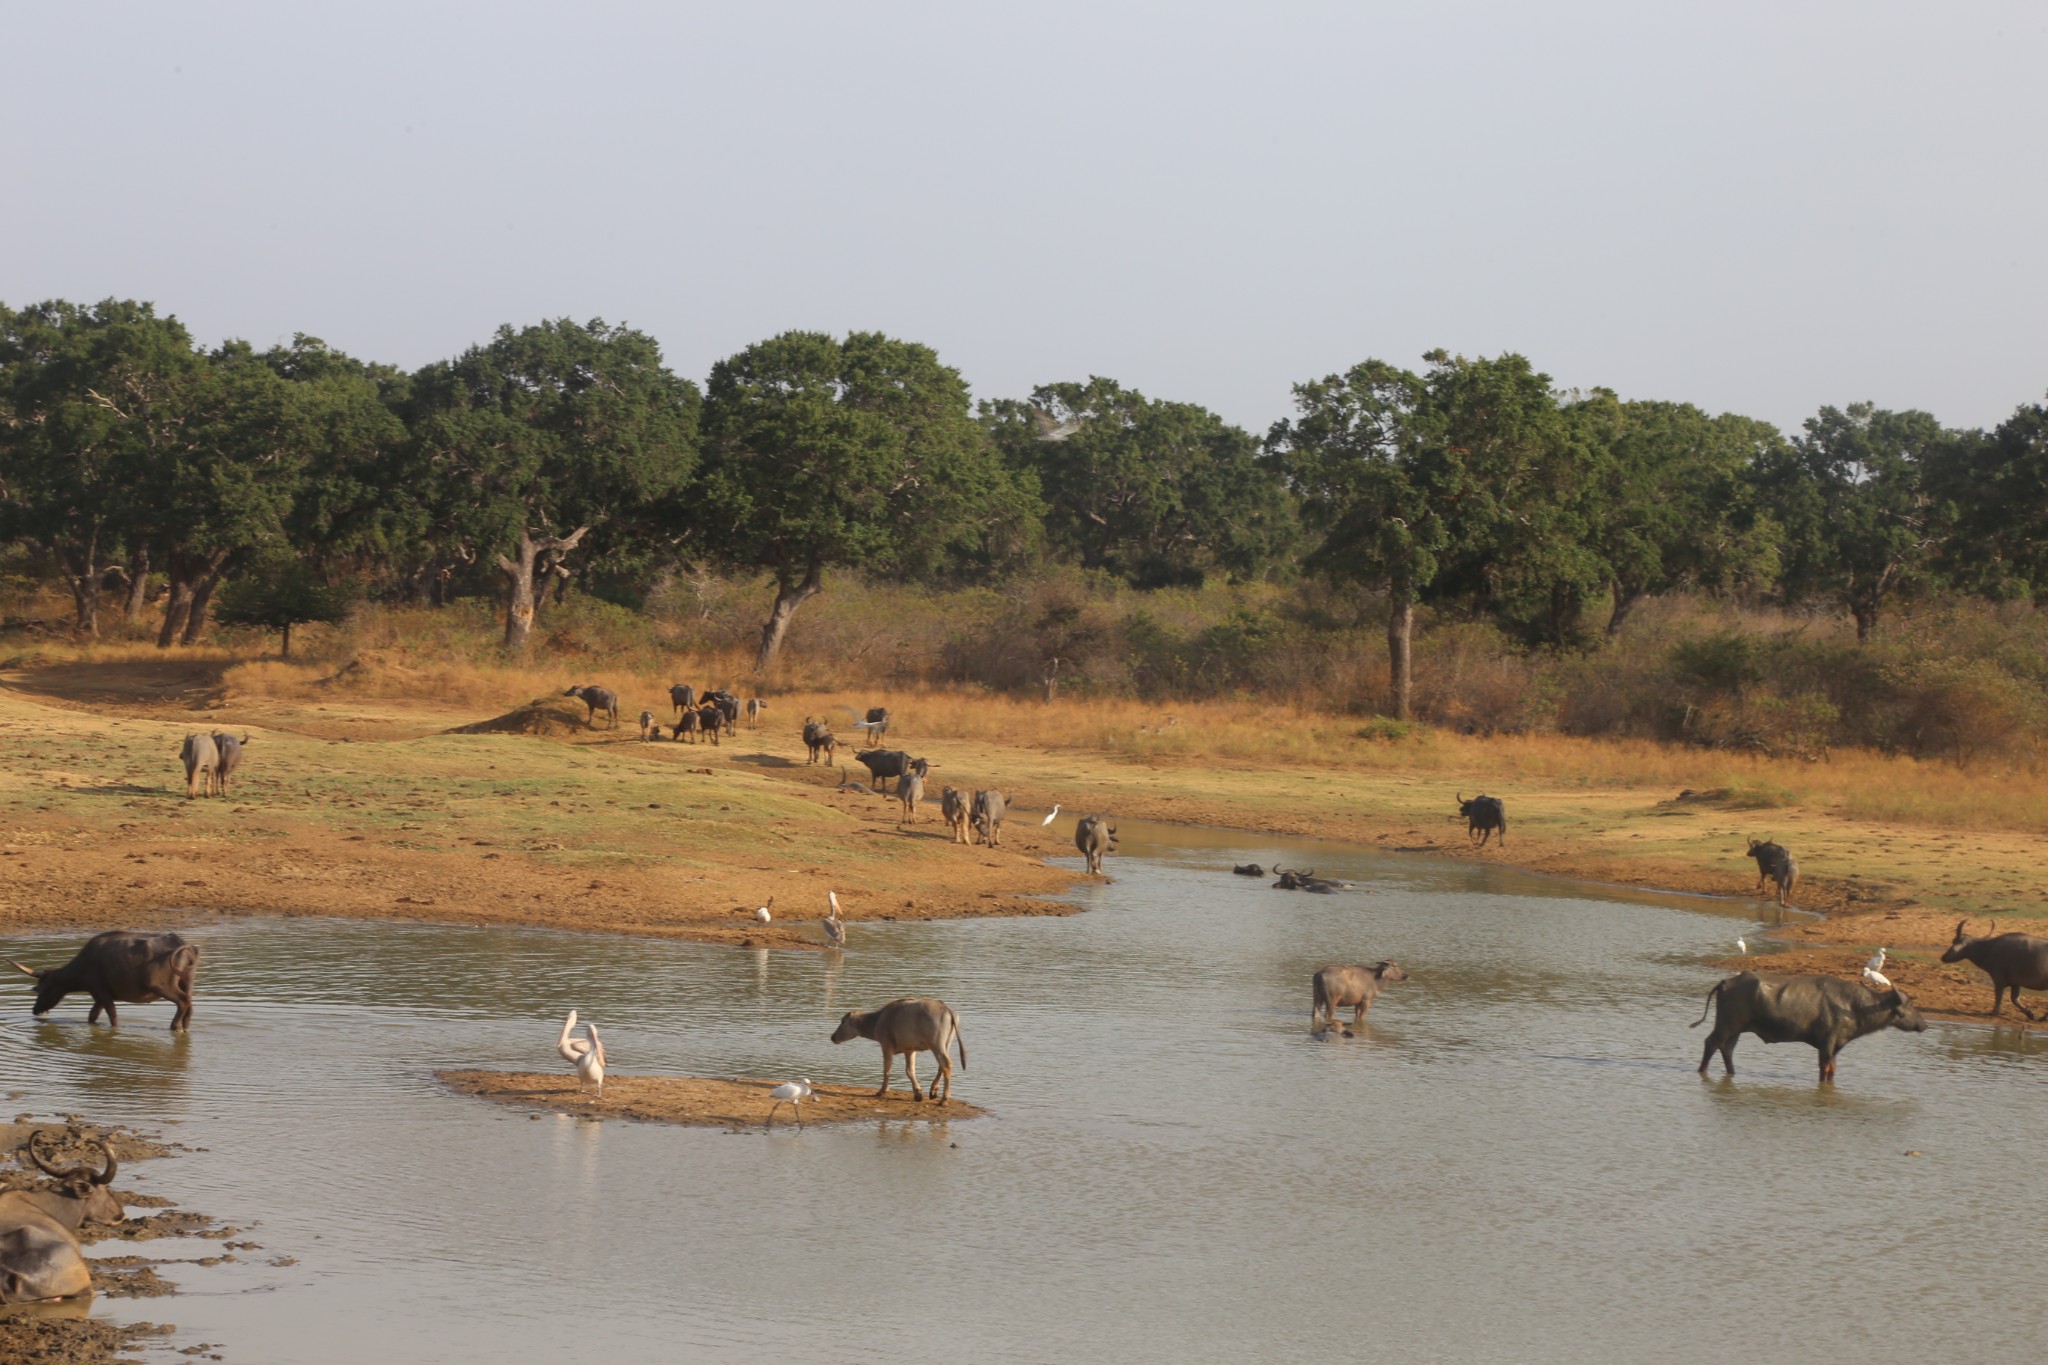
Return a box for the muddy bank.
[439,1070,988,1128]
[0,1120,224,1365]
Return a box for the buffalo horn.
[1954,918,1970,940]
[7,959,41,979]
[92,1141,117,1186]
[26,1131,97,1182]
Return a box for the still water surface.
[5,822,2048,1363]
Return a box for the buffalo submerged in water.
[1692,971,1926,1083]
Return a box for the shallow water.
[5,822,2048,1363]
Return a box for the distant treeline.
[1,299,2043,715]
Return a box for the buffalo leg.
[1354,1004,1368,1026]
[875,1050,895,1098]
[931,1048,950,1104]
[1989,986,2003,1018]
[1818,1048,1837,1083]
[101,998,118,1027]
[2011,986,2038,1021]
[904,1050,923,1101]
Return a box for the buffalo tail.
[1689,980,1724,1028]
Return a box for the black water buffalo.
[1692,971,1925,1083]
[1075,815,1116,875]
[0,1136,123,1303]
[830,997,966,1103]
[860,706,891,743]
[1311,961,1408,1030]
[9,931,200,1032]
[1940,919,2048,1019]
[668,683,697,718]
[856,749,919,795]
[696,703,726,745]
[1744,838,1798,906]
[1457,793,1506,848]
[705,690,741,730]
[1232,864,1265,877]
[1273,867,1348,893]
[675,707,701,743]
[563,685,620,729]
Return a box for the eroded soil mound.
[446,695,593,738]
[439,1070,987,1127]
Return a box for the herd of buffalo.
[8,692,2048,1305]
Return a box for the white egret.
[556,1011,607,1098]
[755,897,774,924]
[823,891,847,948]
[1864,947,1887,974]
[1862,966,1893,992]
[1737,937,1748,954]
[1040,804,1061,827]
[766,1077,813,1128]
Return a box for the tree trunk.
[1387,586,1413,721]
[180,556,229,645]
[1851,600,1877,642]
[495,525,591,653]
[122,547,151,623]
[281,622,293,659]
[55,529,105,637]
[1605,580,1643,639]
[156,548,232,648]
[755,563,824,673]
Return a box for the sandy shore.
[438,1071,986,1127]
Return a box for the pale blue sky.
[6,1,2043,434]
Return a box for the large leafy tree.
[405,319,700,651]
[1929,399,2046,599]
[983,378,1295,587]
[697,331,1027,671]
[1563,395,1786,636]
[0,299,200,635]
[1760,403,1952,640]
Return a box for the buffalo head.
[9,959,64,1018]
[28,1135,124,1225]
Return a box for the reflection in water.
[0,817,2046,1362]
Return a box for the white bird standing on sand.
[823,891,847,948]
[556,1011,608,1098]
[1863,966,1893,992]
[766,1077,813,1129]
[1737,937,1747,954]
[1040,804,1061,827]
[755,897,774,924]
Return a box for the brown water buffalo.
[1311,962,1408,1030]
[803,718,838,767]
[179,732,219,799]
[562,685,620,729]
[972,789,1006,847]
[1692,971,1926,1083]
[941,786,970,843]
[1075,815,1116,875]
[10,931,200,1032]
[0,1136,123,1303]
[209,732,249,796]
[830,997,967,1103]
[1940,919,2048,1019]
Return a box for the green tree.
[982,378,1295,586]
[1928,399,2044,598]
[697,331,1028,671]
[213,556,351,657]
[0,299,201,635]
[405,319,700,651]
[1562,395,1786,636]
[1760,403,1952,640]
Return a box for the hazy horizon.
[6,1,2044,435]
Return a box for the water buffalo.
[563,685,620,729]
[705,690,741,730]
[209,732,249,796]
[1232,864,1265,877]
[179,732,219,799]
[1273,867,1348,893]
[1744,838,1798,906]
[1075,815,1116,875]
[830,997,966,1103]
[941,786,970,843]
[856,749,917,795]
[696,703,726,746]
[898,768,925,824]
[802,718,838,767]
[859,706,891,743]
[675,707,701,743]
[668,683,696,719]
[1311,961,1409,1030]
[9,930,200,1032]
[1457,793,1506,848]
[972,789,1007,847]
[1692,971,1926,1082]
[1940,919,2048,1019]
[0,1137,123,1303]
[637,710,657,741]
